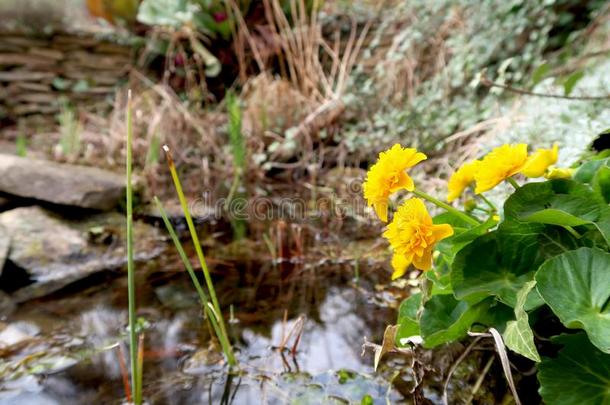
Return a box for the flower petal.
[391,253,412,280]
[432,223,454,241]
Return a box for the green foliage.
[342,0,606,155]
[225,90,247,240]
[15,133,27,157]
[57,102,81,158]
[536,247,610,353]
[503,281,540,362]
[394,152,610,402]
[538,333,610,405]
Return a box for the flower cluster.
[448,143,559,201]
[363,144,453,278]
[362,144,427,222]
[363,142,563,280]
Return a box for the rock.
[0,154,124,210]
[0,196,11,211]
[0,206,165,302]
[0,224,8,274]
[0,291,15,317]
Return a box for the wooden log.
[0,71,55,82]
[0,53,56,67]
[28,47,64,60]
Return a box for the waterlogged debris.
[0,154,124,210]
[181,345,225,374]
[0,321,39,347]
[0,206,164,301]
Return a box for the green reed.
[125,91,142,404]
[161,146,237,366]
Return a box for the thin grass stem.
[125,90,141,405]
[162,145,237,366]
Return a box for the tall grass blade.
[125,90,142,405]
[162,145,237,366]
[225,90,247,240]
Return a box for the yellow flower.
[447,160,480,202]
[383,198,453,279]
[545,167,573,179]
[363,144,427,222]
[520,143,559,178]
[474,144,528,194]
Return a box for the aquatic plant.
[225,89,247,240]
[158,145,237,366]
[366,142,610,404]
[125,91,143,404]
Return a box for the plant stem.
[163,145,237,367]
[564,225,582,239]
[154,196,218,338]
[154,197,210,306]
[413,189,480,226]
[125,90,141,405]
[479,194,497,212]
[507,177,520,190]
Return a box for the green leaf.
[535,247,610,353]
[538,333,610,405]
[574,158,609,183]
[503,281,541,362]
[592,162,610,204]
[562,70,584,96]
[451,223,543,308]
[419,295,490,348]
[504,179,610,245]
[531,62,550,85]
[395,293,421,347]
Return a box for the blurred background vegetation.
[1,0,608,203]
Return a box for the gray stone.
[0,291,15,317]
[0,206,165,302]
[0,154,125,210]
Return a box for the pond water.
[0,209,500,405]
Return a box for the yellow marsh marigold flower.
[383,198,453,279]
[447,160,480,202]
[363,144,427,222]
[521,143,559,178]
[474,144,528,194]
[545,167,573,180]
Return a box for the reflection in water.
[0,257,404,404]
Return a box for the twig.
[481,77,610,101]
[116,345,132,403]
[442,337,482,405]
[465,355,494,405]
[470,329,522,405]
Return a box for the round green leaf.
[504,179,610,244]
[535,247,610,353]
[538,333,610,405]
[395,293,421,347]
[451,223,543,308]
[419,295,490,348]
